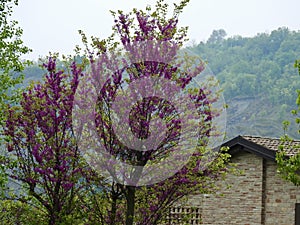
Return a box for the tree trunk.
[125,186,136,225]
[110,194,118,225]
[48,211,56,225]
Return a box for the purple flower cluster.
[4,57,85,223]
[114,9,181,45]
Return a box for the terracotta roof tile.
[241,135,300,156]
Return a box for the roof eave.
[222,135,276,161]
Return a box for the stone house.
[167,135,300,225]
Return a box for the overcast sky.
[13,0,300,60]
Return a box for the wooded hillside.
[190,27,300,138]
[20,27,300,138]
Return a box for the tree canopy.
[2,0,232,224]
[0,0,31,117]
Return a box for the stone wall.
[198,151,264,225]
[265,160,300,225]
[166,150,300,225]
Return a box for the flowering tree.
[4,57,90,224]
[75,0,231,224]
[3,1,231,224]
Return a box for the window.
[167,207,201,224]
[296,203,300,225]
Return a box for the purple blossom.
[4,57,86,224]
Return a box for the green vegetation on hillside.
[20,28,300,138]
[189,27,300,138]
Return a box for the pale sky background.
[13,0,300,60]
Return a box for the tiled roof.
[241,135,300,156]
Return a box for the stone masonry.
[167,136,300,225]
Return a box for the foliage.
[0,0,31,120]
[0,0,31,220]
[0,198,47,225]
[190,27,300,138]
[207,29,227,44]
[3,1,232,224]
[15,28,300,139]
[77,0,231,224]
[193,27,300,104]
[276,60,300,186]
[3,57,92,224]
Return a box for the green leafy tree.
[0,0,31,116]
[276,59,300,186]
[207,29,227,45]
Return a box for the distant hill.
[19,27,300,139]
[189,27,300,139]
